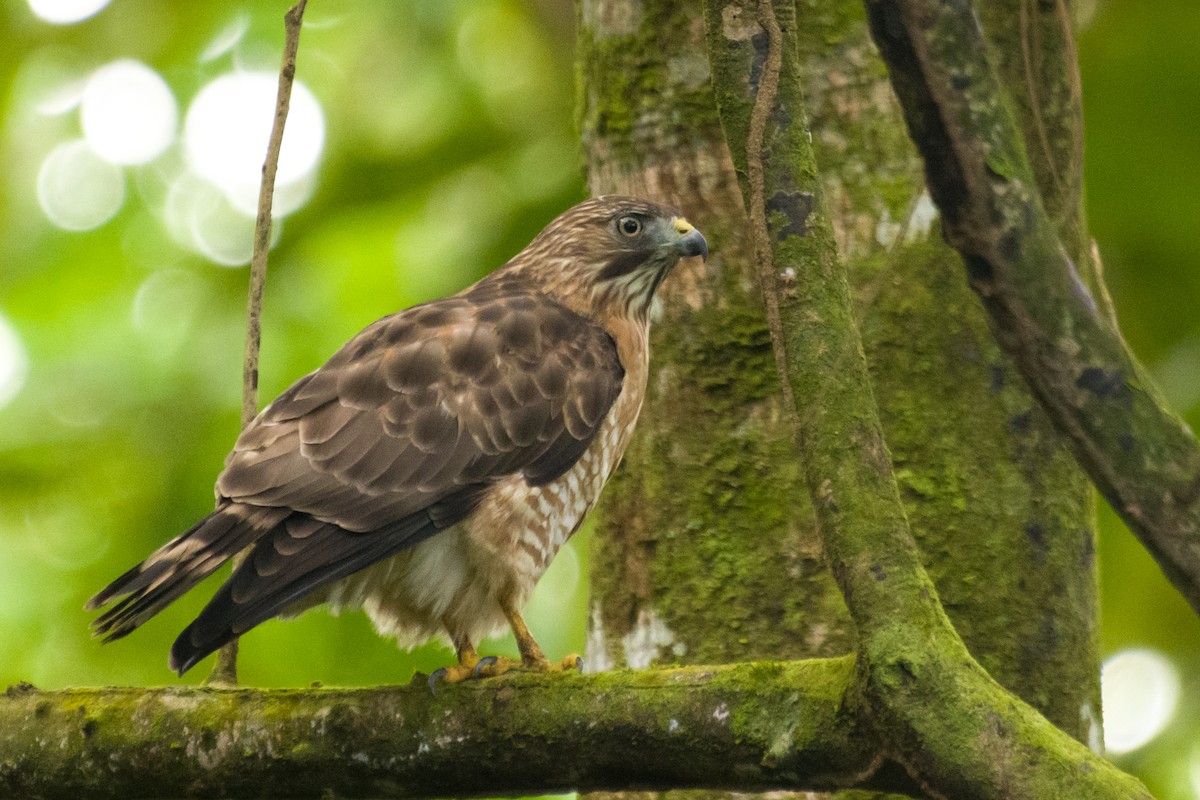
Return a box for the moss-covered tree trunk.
[579,0,1100,763]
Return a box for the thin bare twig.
[208,0,309,687]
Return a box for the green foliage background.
[0,0,1198,795]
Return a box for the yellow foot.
[554,653,585,673]
[427,653,582,693]
[475,653,583,678]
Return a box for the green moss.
[577,0,723,168]
[859,233,1099,737]
[582,0,856,672]
[586,6,1099,789]
[971,2,1089,255]
[657,304,777,408]
[1,665,879,798]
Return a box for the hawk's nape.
[87,196,707,680]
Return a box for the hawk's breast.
[467,315,651,588]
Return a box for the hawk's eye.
[617,216,642,237]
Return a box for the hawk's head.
[505,196,707,319]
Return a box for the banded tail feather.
[86,504,288,642]
[90,484,487,675]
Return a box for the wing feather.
[217,283,624,531]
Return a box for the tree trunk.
[579,0,1100,765]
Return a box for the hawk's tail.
[166,513,441,676]
[86,503,289,643]
[167,484,488,676]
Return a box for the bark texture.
[3,665,887,800]
[703,3,1144,798]
[865,0,1200,619]
[579,0,850,675]
[3,659,1140,800]
[580,0,1099,747]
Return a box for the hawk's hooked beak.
[673,218,708,262]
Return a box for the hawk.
[88,196,707,682]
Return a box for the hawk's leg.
[473,595,581,677]
[427,604,581,692]
[506,600,546,667]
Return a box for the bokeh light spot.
[37,139,125,230]
[456,4,541,94]
[0,314,29,411]
[456,3,553,130]
[26,505,109,571]
[132,269,209,353]
[1189,741,1200,799]
[35,76,86,116]
[176,177,254,266]
[165,173,282,267]
[183,71,324,215]
[200,13,250,63]
[81,60,177,165]
[26,0,110,24]
[12,53,89,118]
[1101,648,1180,755]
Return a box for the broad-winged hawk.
[88,196,707,681]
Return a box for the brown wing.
[93,281,624,674]
[217,282,625,531]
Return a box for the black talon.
[473,656,499,678]
[428,667,447,695]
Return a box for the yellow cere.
[673,218,695,235]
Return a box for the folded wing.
[89,279,625,673]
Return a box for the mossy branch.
[702,1,1149,797]
[1,661,937,800]
[863,0,1200,618]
